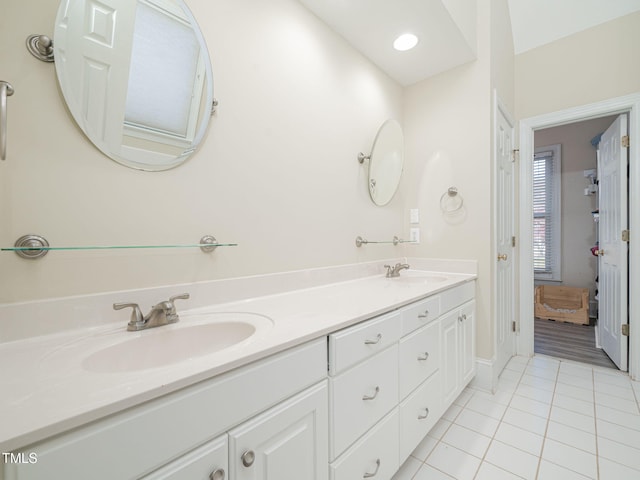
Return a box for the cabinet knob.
[241,450,255,467]
[364,333,382,345]
[418,408,430,420]
[363,458,381,478]
[417,352,429,361]
[362,386,380,401]
[210,468,225,480]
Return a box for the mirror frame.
[366,119,404,206]
[53,0,214,171]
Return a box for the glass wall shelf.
[2,235,236,259]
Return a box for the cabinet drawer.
[399,372,442,463]
[398,320,440,398]
[401,295,440,335]
[329,311,401,375]
[329,345,398,459]
[330,409,399,480]
[440,281,475,314]
[142,435,228,480]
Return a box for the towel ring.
[440,187,464,213]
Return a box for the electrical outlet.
[410,228,420,243]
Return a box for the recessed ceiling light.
[393,33,419,51]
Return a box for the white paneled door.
[598,114,629,370]
[495,96,516,378]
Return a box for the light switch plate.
[409,209,420,224]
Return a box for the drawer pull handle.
[418,310,429,319]
[364,333,382,345]
[418,408,430,420]
[241,450,255,467]
[210,468,225,480]
[363,459,381,478]
[417,352,429,361]
[362,386,380,401]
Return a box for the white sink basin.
[82,312,273,373]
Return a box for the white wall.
[0,0,404,302]
[515,12,640,120]
[534,116,616,299]
[403,0,514,361]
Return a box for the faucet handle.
[169,293,190,304]
[113,302,144,326]
[164,293,190,317]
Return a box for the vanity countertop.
[0,267,475,452]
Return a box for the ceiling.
[297,0,640,86]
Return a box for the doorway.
[532,116,619,369]
[517,93,640,381]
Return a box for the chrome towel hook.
[0,81,15,161]
[26,35,54,62]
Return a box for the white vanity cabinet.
[4,339,327,480]
[3,276,476,480]
[327,280,476,480]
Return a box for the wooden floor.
[534,318,617,369]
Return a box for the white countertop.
[0,265,475,452]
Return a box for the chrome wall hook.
[357,152,370,164]
[26,35,54,62]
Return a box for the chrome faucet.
[384,263,410,278]
[114,293,190,331]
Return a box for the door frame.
[517,92,640,380]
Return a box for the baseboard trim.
[470,357,498,393]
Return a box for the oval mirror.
[53,0,214,171]
[366,119,404,206]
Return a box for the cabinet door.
[142,435,228,480]
[440,310,460,409]
[459,301,476,387]
[229,381,328,480]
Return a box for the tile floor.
[392,355,640,480]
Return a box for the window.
[533,144,561,281]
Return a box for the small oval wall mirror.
[361,119,404,206]
[53,0,214,171]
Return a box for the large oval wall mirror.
[360,119,404,206]
[53,0,214,171]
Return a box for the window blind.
[533,145,561,280]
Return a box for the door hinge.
[512,149,519,162]
[512,236,516,247]
[622,135,630,148]
[622,229,630,242]
[512,321,517,332]
[622,324,630,337]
